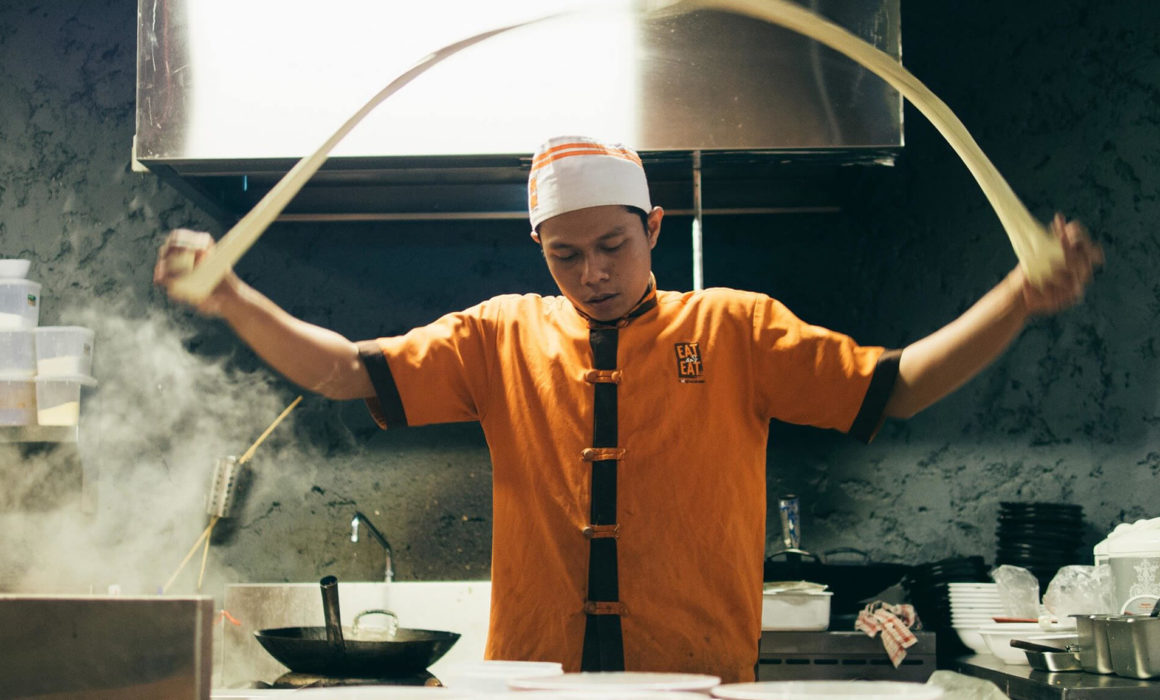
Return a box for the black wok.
[254,576,460,677]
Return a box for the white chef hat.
[528,136,652,230]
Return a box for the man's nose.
[581,254,610,285]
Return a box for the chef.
[154,136,1101,683]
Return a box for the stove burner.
[273,671,439,688]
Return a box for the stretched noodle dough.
[169,0,1062,303]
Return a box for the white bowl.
[489,693,711,699]
[510,672,720,693]
[293,689,468,699]
[439,660,563,693]
[953,627,990,655]
[712,681,943,699]
[0,259,30,279]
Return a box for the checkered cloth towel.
[855,601,922,668]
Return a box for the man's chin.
[573,298,625,322]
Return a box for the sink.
[219,581,491,687]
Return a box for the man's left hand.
[1016,213,1104,315]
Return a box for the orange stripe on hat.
[531,144,643,171]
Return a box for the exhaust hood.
[134,0,902,224]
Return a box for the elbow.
[306,357,374,401]
[882,382,925,421]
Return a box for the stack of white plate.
[948,582,1003,654]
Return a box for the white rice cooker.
[1104,525,1160,615]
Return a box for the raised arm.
[153,230,374,400]
[884,214,1103,419]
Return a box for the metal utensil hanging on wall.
[163,395,303,593]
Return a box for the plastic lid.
[35,325,95,334]
[33,374,97,386]
[0,373,35,381]
[1106,527,1160,555]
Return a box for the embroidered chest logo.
[674,342,704,383]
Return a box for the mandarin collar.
[573,274,658,329]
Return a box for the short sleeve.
[752,295,895,440]
[358,303,494,428]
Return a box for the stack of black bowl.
[995,501,1084,591]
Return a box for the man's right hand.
[152,229,240,317]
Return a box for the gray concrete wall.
[0,0,1156,602]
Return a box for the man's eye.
[553,253,577,262]
[600,242,624,253]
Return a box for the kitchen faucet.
[351,511,395,583]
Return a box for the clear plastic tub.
[35,326,94,376]
[34,374,97,425]
[0,279,40,329]
[0,377,36,425]
[0,330,36,376]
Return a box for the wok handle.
[320,575,345,653]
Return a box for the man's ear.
[530,230,541,245]
[646,206,664,249]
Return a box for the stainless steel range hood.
[134,0,902,224]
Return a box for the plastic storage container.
[761,589,833,631]
[35,326,94,376]
[0,330,36,377]
[0,279,40,330]
[34,374,97,426]
[0,377,36,425]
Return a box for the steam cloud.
[0,302,316,600]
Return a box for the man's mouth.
[587,293,618,307]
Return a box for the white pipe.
[692,150,704,292]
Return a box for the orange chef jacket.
[358,284,898,683]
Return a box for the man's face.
[533,205,662,321]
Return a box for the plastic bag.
[1043,564,1118,617]
[926,670,1008,700]
[990,564,1040,618]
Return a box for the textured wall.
[0,0,1156,603]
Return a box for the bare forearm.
[217,277,373,400]
[885,271,1029,418]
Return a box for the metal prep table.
[957,654,1160,699]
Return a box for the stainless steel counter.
[957,655,1160,699]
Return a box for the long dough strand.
[168,0,1062,302]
